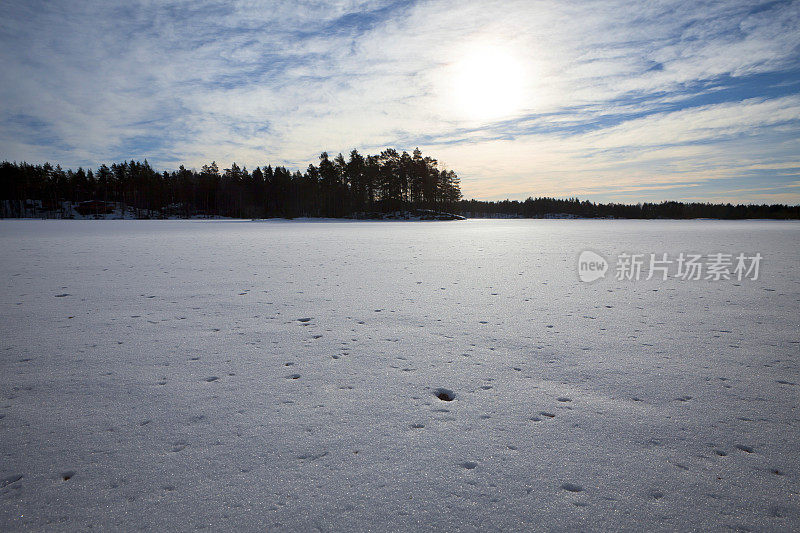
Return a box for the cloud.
[0,0,799,203]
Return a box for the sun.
[450,44,527,121]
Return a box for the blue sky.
[1,0,799,203]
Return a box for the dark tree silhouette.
[1,153,797,219]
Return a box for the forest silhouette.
[1,149,798,219]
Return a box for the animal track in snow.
[297,451,328,461]
[1,474,23,487]
[433,388,455,401]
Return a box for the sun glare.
[450,44,527,121]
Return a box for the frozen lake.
[1,219,799,531]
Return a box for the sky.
[1,0,799,204]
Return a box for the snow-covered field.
[1,219,798,531]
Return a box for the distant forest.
[1,150,798,219]
[461,197,800,220]
[0,149,460,219]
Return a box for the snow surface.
[0,219,798,531]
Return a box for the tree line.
[0,148,461,218]
[1,153,798,219]
[459,197,799,220]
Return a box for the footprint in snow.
[433,388,455,401]
[297,451,328,461]
[1,474,23,488]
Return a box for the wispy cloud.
[1,0,799,203]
